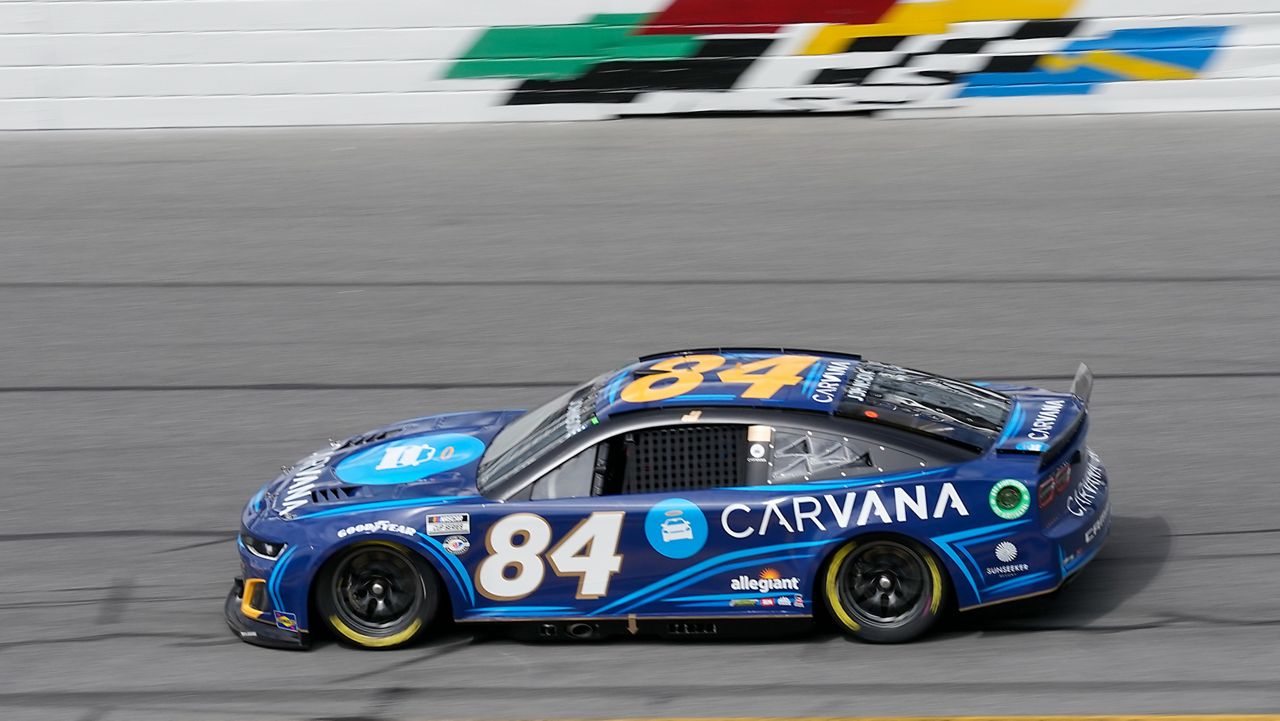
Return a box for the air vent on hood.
[310,485,364,504]
[333,427,406,452]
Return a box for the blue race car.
[227,348,1110,649]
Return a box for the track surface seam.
[2,276,1279,288]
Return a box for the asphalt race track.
[2,113,1279,721]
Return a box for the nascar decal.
[721,482,969,538]
[426,513,470,536]
[335,433,485,485]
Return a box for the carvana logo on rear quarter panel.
[335,433,485,485]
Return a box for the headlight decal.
[240,532,287,560]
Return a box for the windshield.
[477,372,610,493]
[841,362,1011,447]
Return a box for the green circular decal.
[989,479,1030,520]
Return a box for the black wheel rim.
[331,546,423,637]
[837,540,930,628]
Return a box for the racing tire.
[823,536,946,644]
[316,541,440,649]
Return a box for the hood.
[262,409,523,519]
[986,386,1086,458]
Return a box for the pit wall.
[5,0,1280,129]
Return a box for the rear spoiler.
[1070,362,1093,406]
[994,363,1092,463]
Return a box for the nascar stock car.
[227,348,1110,649]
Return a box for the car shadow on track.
[936,514,1172,637]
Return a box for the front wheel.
[316,542,440,649]
[823,537,946,643]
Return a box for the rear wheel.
[823,537,946,643]
[317,542,439,649]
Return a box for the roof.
[589,348,1014,451]
[593,348,865,419]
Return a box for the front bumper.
[224,577,310,650]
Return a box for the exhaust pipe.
[565,622,595,640]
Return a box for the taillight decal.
[1039,463,1071,508]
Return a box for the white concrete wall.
[3,0,1279,128]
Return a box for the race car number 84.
[476,512,625,601]
[621,354,818,403]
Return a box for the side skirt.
[458,614,816,641]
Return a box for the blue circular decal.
[334,433,485,485]
[644,498,708,559]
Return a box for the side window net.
[621,425,745,494]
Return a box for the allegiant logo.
[731,569,801,592]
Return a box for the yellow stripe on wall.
[1081,50,1200,80]
[1040,50,1200,80]
[802,0,1076,55]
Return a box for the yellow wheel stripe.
[925,552,943,615]
[827,540,945,628]
[322,539,428,648]
[823,541,861,632]
[328,614,422,648]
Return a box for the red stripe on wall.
[637,0,898,35]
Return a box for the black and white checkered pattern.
[810,19,1082,87]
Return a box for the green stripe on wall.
[445,13,700,81]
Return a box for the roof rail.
[637,347,862,362]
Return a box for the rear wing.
[994,363,1092,463]
[1070,362,1093,406]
